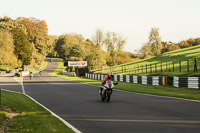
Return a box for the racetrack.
[1,60,200,133]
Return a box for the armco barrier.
[85,73,165,86]
[173,76,200,89]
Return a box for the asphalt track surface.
[1,61,200,133]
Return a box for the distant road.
[1,60,200,133]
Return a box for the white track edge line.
[24,93,82,133]
[13,77,25,94]
[12,74,82,133]
[1,89,82,133]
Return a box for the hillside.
[93,45,200,77]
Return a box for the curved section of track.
[21,60,200,133]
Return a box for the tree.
[92,29,104,46]
[17,17,49,63]
[0,30,17,67]
[69,44,84,58]
[47,35,58,56]
[138,42,151,59]
[104,32,126,65]
[12,28,32,66]
[148,28,162,56]
[178,41,191,48]
[54,34,82,58]
[0,17,32,66]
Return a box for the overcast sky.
[1,0,200,52]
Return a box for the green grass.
[0,112,6,126]
[50,59,200,101]
[93,45,200,77]
[1,91,74,133]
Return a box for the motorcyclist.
[39,71,42,76]
[99,72,114,95]
[30,72,33,80]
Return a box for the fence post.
[134,65,136,73]
[146,64,147,73]
[179,60,181,72]
[142,64,143,73]
[155,63,157,73]
[194,58,197,72]
[150,64,152,73]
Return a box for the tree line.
[1,16,199,70]
[0,16,136,69]
[53,29,134,68]
[138,28,200,59]
[0,17,51,68]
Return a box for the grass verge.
[1,91,74,133]
[0,112,6,126]
[50,60,200,101]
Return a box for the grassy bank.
[93,45,200,77]
[0,91,74,133]
[50,60,200,101]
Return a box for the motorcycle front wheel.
[101,92,106,101]
[106,94,111,102]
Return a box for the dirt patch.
[0,106,19,133]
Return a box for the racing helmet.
[108,72,114,79]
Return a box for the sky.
[1,0,200,52]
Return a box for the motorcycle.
[100,80,118,102]
[39,71,42,76]
[30,72,33,80]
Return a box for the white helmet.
[108,72,114,79]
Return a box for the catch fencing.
[91,58,200,74]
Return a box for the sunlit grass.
[1,91,74,133]
[93,45,200,76]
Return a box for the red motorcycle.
[100,80,118,102]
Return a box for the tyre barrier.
[62,71,76,77]
[85,73,166,86]
[173,76,200,89]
